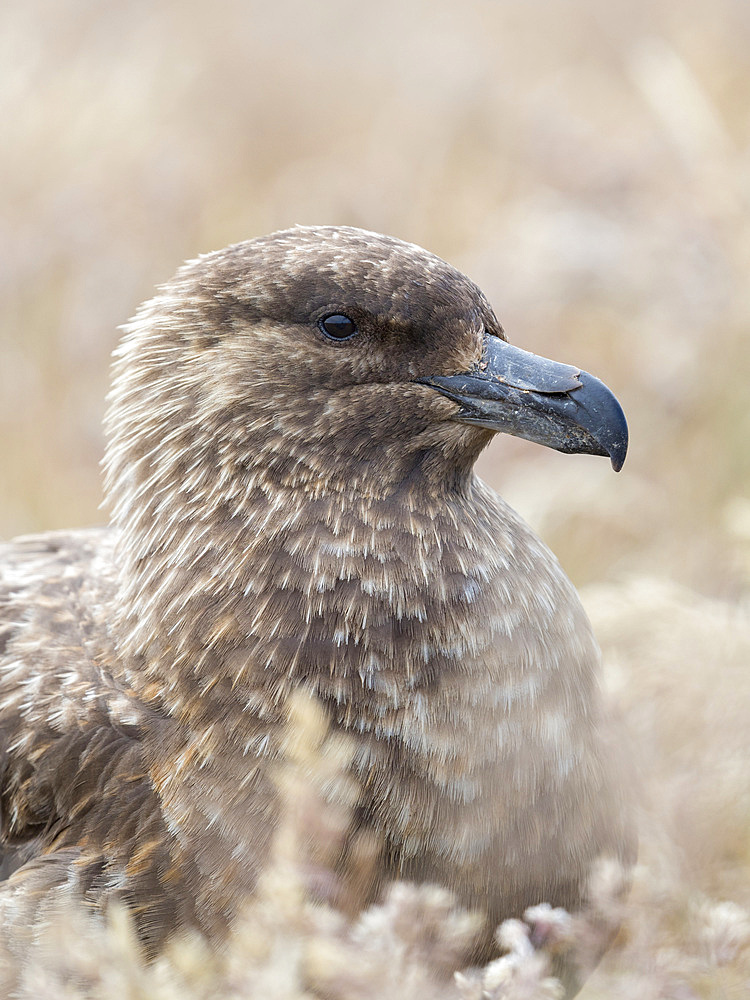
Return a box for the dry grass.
[1,0,749,995]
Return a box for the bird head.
[104,225,627,522]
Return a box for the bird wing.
[0,529,117,863]
[0,529,194,954]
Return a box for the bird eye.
[319,313,358,340]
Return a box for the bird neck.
[109,471,514,734]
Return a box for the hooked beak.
[417,335,628,471]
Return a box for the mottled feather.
[0,226,633,988]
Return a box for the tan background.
[1,0,749,994]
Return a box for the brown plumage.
[0,226,633,990]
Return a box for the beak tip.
[576,371,628,473]
[605,398,629,473]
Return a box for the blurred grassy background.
[1,0,749,994]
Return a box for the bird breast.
[116,471,601,870]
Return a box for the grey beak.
[417,335,628,471]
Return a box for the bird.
[0,225,633,989]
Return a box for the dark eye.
[319,313,358,340]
